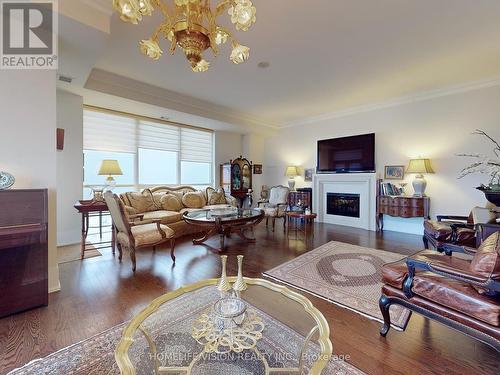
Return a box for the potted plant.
[458,129,500,206]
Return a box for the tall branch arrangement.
[457,130,500,188]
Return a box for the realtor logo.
[1,0,58,69]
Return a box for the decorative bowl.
[212,297,247,329]
[477,187,500,207]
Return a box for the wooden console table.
[377,196,430,231]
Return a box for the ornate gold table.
[115,277,332,374]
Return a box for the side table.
[286,212,317,240]
[74,201,115,259]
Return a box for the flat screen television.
[317,133,375,173]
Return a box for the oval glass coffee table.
[183,208,264,251]
[115,277,332,374]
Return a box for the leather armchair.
[379,231,500,351]
[423,207,500,251]
[258,185,290,232]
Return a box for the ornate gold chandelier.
[112,0,256,72]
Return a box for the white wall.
[264,84,500,234]
[56,90,83,245]
[214,131,242,186]
[0,70,60,292]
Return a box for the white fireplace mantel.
[313,173,377,231]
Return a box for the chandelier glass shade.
[112,0,256,72]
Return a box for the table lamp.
[98,160,123,188]
[406,158,434,197]
[285,166,299,191]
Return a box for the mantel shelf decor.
[113,0,257,72]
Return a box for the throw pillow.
[125,189,157,213]
[182,191,206,208]
[161,193,184,212]
[469,231,500,295]
[206,187,227,205]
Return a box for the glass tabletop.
[115,277,332,375]
[184,208,263,222]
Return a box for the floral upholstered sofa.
[119,186,237,238]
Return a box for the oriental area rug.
[8,287,365,375]
[264,241,412,330]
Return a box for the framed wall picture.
[384,165,405,180]
[304,168,314,182]
[253,164,262,174]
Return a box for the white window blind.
[83,110,136,153]
[83,108,214,189]
[138,120,180,151]
[181,128,213,162]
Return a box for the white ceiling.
[72,1,500,128]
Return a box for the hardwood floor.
[0,222,497,374]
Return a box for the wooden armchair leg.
[423,235,429,249]
[265,217,269,227]
[379,295,392,337]
[117,243,123,261]
[282,217,286,232]
[170,238,176,264]
[272,217,276,232]
[130,248,137,272]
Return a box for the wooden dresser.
[377,195,430,231]
[0,189,48,317]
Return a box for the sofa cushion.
[160,193,184,212]
[182,191,206,208]
[131,223,175,247]
[206,187,227,205]
[412,272,500,326]
[470,231,500,280]
[142,210,182,225]
[125,189,157,213]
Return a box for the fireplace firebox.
[326,193,360,218]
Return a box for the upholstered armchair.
[423,207,499,251]
[258,185,290,232]
[104,192,176,272]
[379,231,500,351]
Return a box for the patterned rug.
[8,287,365,375]
[264,241,412,330]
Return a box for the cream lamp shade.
[285,166,299,191]
[406,159,434,174]
[285,166,299,177]
[406,158,434,197]
[98,160,123,187]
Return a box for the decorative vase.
[217,255,231,294]
[233,255,247,293]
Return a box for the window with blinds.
[83,109,213,194]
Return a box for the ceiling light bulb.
[215,29,228,45]
[228,0,256,31]
[230,43,250,64]
[139,38,163,60]
[192,59,210,72]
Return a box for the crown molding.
[80,0,113,16]
[282,76,500,128]
[85,69,279,132]
[59,0,112,33]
